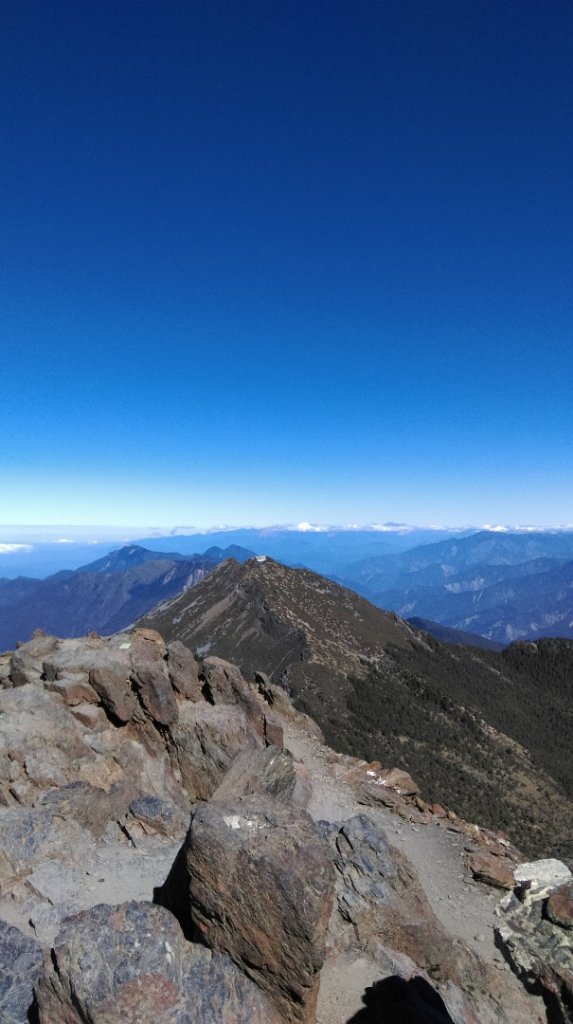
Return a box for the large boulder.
[89,662,138,724]
[330,815,459,973]
[157,794,334,1024]
[8,633,59,687]
[497,859,573,1023]
[166,640,202,701]
[211,744,299,804]
[466,851,515,890]
[201,656,277,742]
[36,901,280,1024]
[127,633,178,727]
[169,701,261,800]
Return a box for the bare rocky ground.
[282,720,546,1024]
[0,629,570,1023]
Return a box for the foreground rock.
[157,793,334,1024]
[0,625,561,1023]
[0,919,42,1024]
[36,901,279,1024]
[497,860,573,1024]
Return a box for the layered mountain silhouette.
[335,530,573,642]
[0,544,253,651]
[140,556,573,862]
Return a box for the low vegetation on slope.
[140,557,573,862]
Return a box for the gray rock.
[331,815,460,976]
[211,744,297,804]
[0,808,90,877]
[170,702,261,800]
[39,781,118,838]
[36,901,279,1024]
[157,793,334,1024]
[128,794,187,837]
[497,879,573,1023]
[43,638,107,681]
[9,650,44,688]
[89,664,138,723]
[514,858,572,893]
[0,918,42,1024]
[166,641,202,700]
[130,661,178,726]
[8,634,58,687]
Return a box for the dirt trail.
[282,717,545,1024]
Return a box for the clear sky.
[1,0,572,528]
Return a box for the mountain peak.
[140,559,573,865]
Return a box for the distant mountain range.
[0,544,253,651]
[2,526,573,647]
[0,526,472,579]
[334,530,573,642]
[139,555,573,862]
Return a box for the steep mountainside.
[140,557,573,862]
[0,545,253,651]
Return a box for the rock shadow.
[346,975,456,1024]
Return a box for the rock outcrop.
[36,901,279,1024]
[158,793,334,1024]
[497,861,573,1024]
[0,625,565,1024]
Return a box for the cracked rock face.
[497,860,573,1024]
[157,793,334,1024]
[36,901,279,1024]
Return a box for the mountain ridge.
[139,556,573,862]
[0,544,253,651]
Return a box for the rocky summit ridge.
[0,624,571,1023]
[139,557,573,863]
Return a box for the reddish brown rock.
[45,675,99,706]
[69,702,108,730]
[546,880,573,929]
[263,710,284,748]
[467,852,515,889]
[201,655,246,702]
[255,672,298,717]
[89,665,138,723]
[157,794,334,1024]
[378,767,420,796]
[131,626,166,647]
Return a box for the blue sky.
[1,0,572,528]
